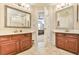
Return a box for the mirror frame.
[5,5,31,28]
[56,6,74,29]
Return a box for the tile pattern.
[17,45,74,55]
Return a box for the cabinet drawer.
[12,35,25,41]
[65,34,78,38]
[24,33,32,37]
[0,36,11,42]
[56,33,64,37]
[56,36,64,39]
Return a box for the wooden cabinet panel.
[20,36,32,51]
[66,37,77,53]
[25,33,32,37]
[56,33,64,37]
[56,33,78,54]
[11,34,32,52]
[0,36,11,42]
[0,40,19,55]
[12,35,24,41]
[56,33,66,49]
[0,33,32,55]
[65,34,78,38]
[56,36,65,49]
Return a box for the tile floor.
[18,44,74,55]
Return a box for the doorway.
[37,9,45,50]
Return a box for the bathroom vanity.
[0,4,33,55]
[55,4,79,54]
[56,32,79,54]
[0,33,32,55]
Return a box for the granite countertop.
[53,29,79,34]
[0,30,35,36]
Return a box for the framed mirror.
[56,6,74,29]
[5,5,31,28]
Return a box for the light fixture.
[56,3,72,9]
[20,3,30,8]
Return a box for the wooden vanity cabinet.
[56,34,66,49]
[20,38,32,51]
[0,40,19,55]
[0,36,11,42]
[0,33,32,55]
[66,37,77,53]
[56,33,78,54]
[11,35,24,53]
[20,33,32,51]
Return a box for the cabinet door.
[11,35,24,41]
[56,37,65,49]
[66,37,77,53]
[24,33,32,40]
[20,34,32,51]
[56,34,66,49]
[20,37,32,51]
[0,40,19,55]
